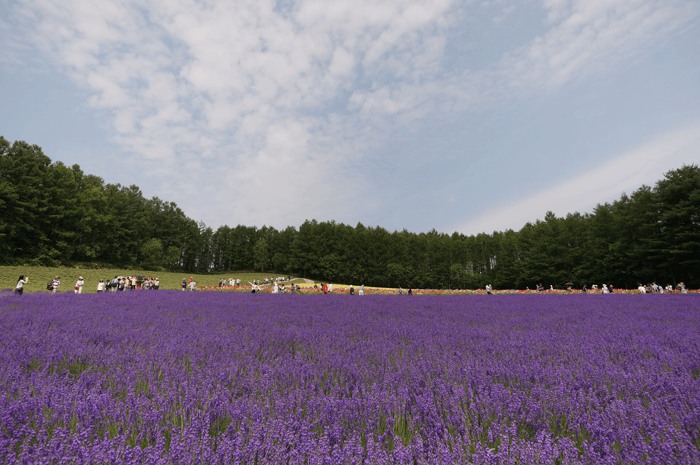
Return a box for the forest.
[1,136,698,289]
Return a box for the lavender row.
[1,292,699,464]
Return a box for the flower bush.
[197,285,697,295]
[1,293,699,463]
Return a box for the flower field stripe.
[1,292,699,463]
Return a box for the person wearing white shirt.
[189,280,196,291]
[75,277,84,294]
[15,275,29,296]
[97,280,105,292]
[328,284,333,293]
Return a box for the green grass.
[0,265,305,293]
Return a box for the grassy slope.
[0,266,300,293]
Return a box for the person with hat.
[75,276,84,294]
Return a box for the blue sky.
[1,0,699,235]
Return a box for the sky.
[1,0,699,236]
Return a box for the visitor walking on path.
[249,281,262,293]
[75,277,84,294]
[15,275,28,296]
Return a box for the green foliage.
[253,238,269,273]
[1,136,698,289]
[140,238,163,270]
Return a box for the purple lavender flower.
[0,293,698,463]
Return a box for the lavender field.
[1,292,699,464]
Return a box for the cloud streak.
[5,0,698,230]
[455,120,700,235]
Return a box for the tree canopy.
[1,136,698,288]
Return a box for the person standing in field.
[182,278,187,291]
[52,276,61,294]
[328,283,333,293]
[349,284,355,295]
[97,280,105,293]
[359,284,364,295]
[189,279,196,291]
[75,276,84,294]
[323,283,328,294]
[15,275,28,296]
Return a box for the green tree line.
[2,136,698,288]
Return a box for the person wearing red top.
[323,283,328,294]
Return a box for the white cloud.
[500,0,698,90]
[454,120,700,235]
[8,0,463,227]
[4,0,697,229]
